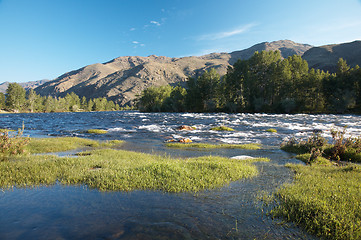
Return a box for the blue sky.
[1,0,361,83]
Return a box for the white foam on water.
[108,127,136,132]
[220,138,257,144]
[231,155,255,160]
[189,136,203,141]
[223,131,254,138]
[171,134,184,139]
[181,113,197,118]
[138,124,163,132]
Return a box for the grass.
[266,128,277,133]
[0,147,269,192]
[210,126,235,131]
[165,142,261,150]
[25,137,123,154]
[0,129,15,132]
[269,163,361,240]
[87,129,108,134]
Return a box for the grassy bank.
[165,142,261,150]
[270,163,361,239]
[0,137,268,192]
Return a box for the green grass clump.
[270,164,361,239]
[0,129,15,132]
[26,137,123,154]
[210,126,235,131]
[266,128,277,133]
[295,154,333,166]
[0,148,268,192]
[87,129,108,134]
[166,142,261,150]
[26,137,100,153]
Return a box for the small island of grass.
[270,128,361,239]
[0,136,268,192]
[166,142,261,150]
[266,128,277,133]
[26,137,123,154]
[87,129,108,134]
[210,126,235,131]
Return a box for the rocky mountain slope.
[0,79,49,94]
[34,40,312,106]
[302,40,361,72]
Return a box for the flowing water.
[1,111,360,239]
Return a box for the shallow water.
[1,111,360,239]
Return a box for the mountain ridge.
[3,39,360,107]
[34,40,312,106]
[302,40,361,72]
[0,79,50,94]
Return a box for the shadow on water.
[2,111,359,239]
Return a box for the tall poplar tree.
[5,83,26,111]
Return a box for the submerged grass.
[270,163,361,240]
[210,126,235,131]
[165,142,261,150]
[266,128,277,133]
[87,129,108,134]
[26,137,123,154]
[0,146,268,192]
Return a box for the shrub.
[328,127,361,162]
[0,126,29,160]
[281,133,327,156]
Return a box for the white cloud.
[150,20,161,26]
[130,28,136,31]
[132,41,145,48]
[197,23,257,41]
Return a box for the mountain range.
[33,40,313,106]
[2,40,360,106]
[0,79,49,94]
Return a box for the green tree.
[105,100,116,111]
[87,99,94,112]
[26,89,39,112]
[80,96,88,110]
[185,76,201,112]
[43,96,55,112]
[163,85,187,112]
[93,97,108,111]
[137,85,172,112]
[0,93,5,110]
[300,68,327,112]
[222,61,249,112]
[323,58,356,113]
[5,83,26,111]
[185,68,221,112]
[65,92,81,111]
[243,50,281,112]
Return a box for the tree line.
[0,83,121,113]
[137,50,361,114]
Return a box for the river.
[1,111,360,239]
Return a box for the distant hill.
[0,79,50,94]
[302,40,361,72]
[34,40,312,106]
